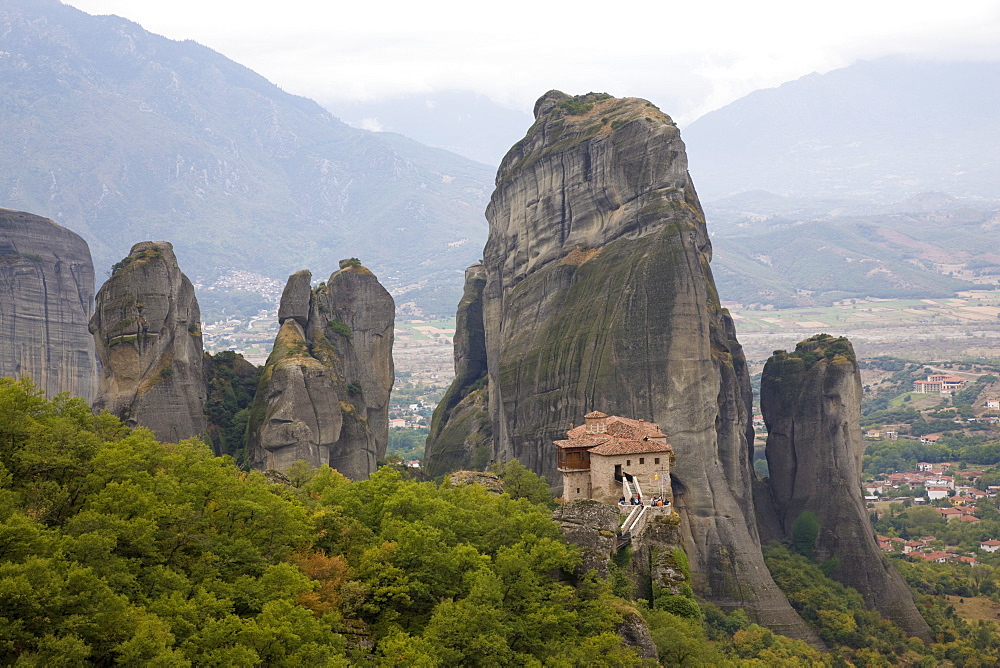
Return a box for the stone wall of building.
[561,470,592,502]
[589,453,671,504]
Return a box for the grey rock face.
[278,270,313,327]
[90,241,206,441]
[424,264,490,476]
[444,91,819,640]
[0,209,96,401]
[760,335,931,638]
[250,319,344,471]
[247,263,394,479]
[553,500,621,578]
[629,515,685,601]
[319,263,395,466]
[553,499,681,660]
[615,607,658,661]
[447,470,504,494]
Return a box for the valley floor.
[732,290,1000,368]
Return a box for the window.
[576,488,580,494]
[626,459,631,466]
[655,458,660,465]
[639,458,645,465]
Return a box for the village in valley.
[802,365,1000,571]
[868,457,998,567]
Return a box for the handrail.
[620,504,646,535]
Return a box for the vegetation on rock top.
[772,333,857,368]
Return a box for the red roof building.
[555,411,674,504]
[980,539,1000,553]
[915,375,967,394]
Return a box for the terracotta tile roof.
[559,412,671,456]
[554,436,610,449]
[587,439,672,456]
[567,415,665,439]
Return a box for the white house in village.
[980,540,1000,553]
[926,486,951,501]
[555,411,674,504]
[925,475,954,489]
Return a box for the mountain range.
[2,1,998,315]
[684,58,1000,203]
[0,0,493,315]
[325,90,533,168]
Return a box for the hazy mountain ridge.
[325,90,534,167]
[0,0,493,315]
[685,58,1000,202]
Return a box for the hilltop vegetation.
[0,378,644,664]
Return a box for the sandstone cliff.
[424,264,491,476]
[430,91,818,640]
[760,334,931,638]
[246,261,394,479]
[0,208,96,400]
[90,241,206,441]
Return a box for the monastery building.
[554,411,674,505]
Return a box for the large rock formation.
[0,208,96,400]
[428,91,819,641]
[246,261,394,479]
[760,334,931,638]
[423,264,491,476]
[90,242,206,441]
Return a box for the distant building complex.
[914,374,967,395]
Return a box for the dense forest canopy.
[5,378,1000,665]
[0,378,645,665]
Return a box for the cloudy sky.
[64,0,1000,125]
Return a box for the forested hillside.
[5,378,1000,665]
[0,378,636,664]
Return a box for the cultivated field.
[731,290,1000,366]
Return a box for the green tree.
[491,459,554,507]
[792,510,821,558]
